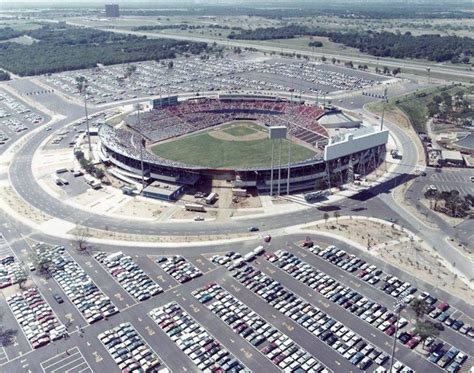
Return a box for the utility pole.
[389,298,407,372]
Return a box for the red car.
[437,302,449,312]
[406,337,420,349]
[385,325,396,336]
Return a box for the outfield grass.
[151,125,315,168]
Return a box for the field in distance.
[150,120,316,169]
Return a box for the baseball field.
[150,121,316,169]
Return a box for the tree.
[414,320,440,346]
[333,211,340,224]
[15,271,28,290]
[323,213,329,226]
[331,57,336,64]
[74,227,90,254]
[124,64,137,79]
[392,67,401,76]
[321,55,327,62]
[0,326,17,347]
[410,298,430,318]
[167,61,174,69]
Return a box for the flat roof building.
[105,4,120,18]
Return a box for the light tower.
[269,126,288,197]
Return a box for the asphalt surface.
[1,220,471,373]
[1,69,473,372]
[3,78,472,280]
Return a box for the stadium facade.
[98,94,388,195]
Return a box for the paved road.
[4,79,472,282]
[64,20,474,83]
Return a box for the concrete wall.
[324,130,388,161]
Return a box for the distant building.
[105,4,120,18]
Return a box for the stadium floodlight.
[75,76,92,159]
[269,127,288,196]
[135,103,145,193]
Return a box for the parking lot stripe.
[41,346,92,373]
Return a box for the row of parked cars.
[305,244,473,339]
[149,302,249,372]
[193,283,329,372]
[7,288,66,349]
[230,264,413,372]
[423,294,473,338]
[0,255,26,289]
[95,251,162,301]
[266,250,413,339]
[35,244,119,324]
[99,322,169,373]
[427,344,467,372]
[156,255,203,284]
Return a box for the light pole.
[76,76,92,159]
[136,103,145,193]
[389,297,407,372]
[380,87,388,131]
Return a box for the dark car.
[249,227,259,232]
[53,294,64,304]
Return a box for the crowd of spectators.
[127,98,328,147]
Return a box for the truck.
[304,191,325,202]
[185,203,206,212]
[253,246,265,256]
[205,192,217,204]
[243,252,256,262]
[83,174,102,189]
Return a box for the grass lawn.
[367,85,474,133]
[151,123,315,168]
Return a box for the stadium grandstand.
[98,94,388,197]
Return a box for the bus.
[185,204,206,212]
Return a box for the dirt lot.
[67,226,247,243]
[306,218,473,302]
[0,185,51,224]
[111,198,164,220]
[172,207,217,220]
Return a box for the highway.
[63,20,474,83]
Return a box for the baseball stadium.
[98,94,389,199]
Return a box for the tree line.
[0,69,10,81]
[229,25,473,63]
[0,26,209,76]
[0,26,23,41]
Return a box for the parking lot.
[39,53,389,106]
[41,346,92,373]
[0,88,46,153]
[424,170,474,197]
[0,233,471,373]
